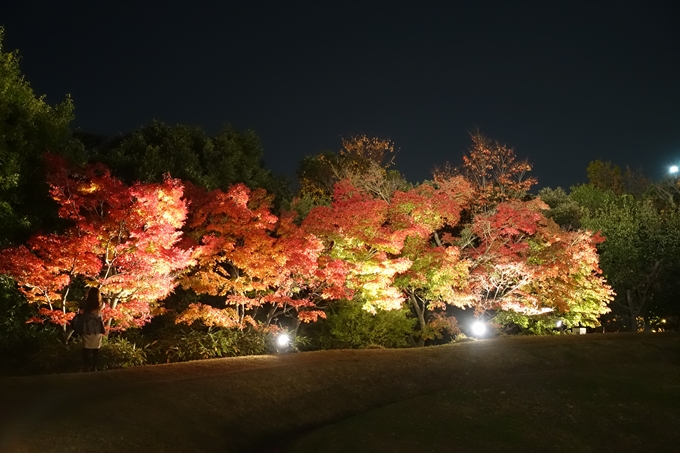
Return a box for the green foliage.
[17,334,148,374]
[296,151,338,203]
[82,121,291,207]
[0,275,32,349]
[569,184,617,217]
[0,28,83,245]
[147,326,268,363]
[0,275,65,374]
[100,336,148,369]
[317,301,417,349]
[538,186,581,230]
[289,191,331,222]
[493,311,564,335]
[27,337,81,374]
[573,184,680,331]
[586,160,623,193]
[586,160,649,197]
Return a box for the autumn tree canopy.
[296,135,408,210]
[0,131,617,346]
[0,155,194,330]
[435,131,537,210]
[177,183,349,331]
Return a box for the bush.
[28,336,82,374]
[316,301,417,349]
[0,278,78,375]
[22,334,148,373]
[147,326,268,363]
[100,336,147,369]
[0,277,39,362]
[493,311,563,335]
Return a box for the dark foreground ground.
[1,333,679,453]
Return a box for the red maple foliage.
[464,199,613,321]
[0,155,194,329]
[435,132,537,210]
[387,176,476,344]
[302,180,414,313]
[178,183,348,330]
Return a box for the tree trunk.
[292,318,302,337]
[409,293,426,347]
[106,296,119,331]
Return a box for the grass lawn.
[283,364,680,452]
[1,333,679,453]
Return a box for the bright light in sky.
[670,165,679,174]
[276,333,290,347]
[471,321,486,336]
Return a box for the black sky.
[2,1,679,189]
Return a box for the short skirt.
[82,333,103,349]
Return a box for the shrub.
[493,311,563,335]
[28,337,81,374]
[100,336,147,369]
[147,326,268,363]
[317,301,417,349]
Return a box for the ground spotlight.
[556,320,563,328]
[276,333,290,348]
[471,320,486,337]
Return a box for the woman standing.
[80,287,106,372]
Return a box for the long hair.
[83,287,103,314]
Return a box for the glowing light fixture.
[471,320,486,337]
[671,165,679,174]
[556,320,563,328]
[276,333,290,348]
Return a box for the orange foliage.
[436,131,536,209]
[0,155,194,329]
[180,183,347,328]
[465,200,613,318]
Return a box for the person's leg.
[82,348,90,371]
[91,349,100,371]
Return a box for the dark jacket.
[82,313,106,335]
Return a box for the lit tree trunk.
[292,318,302,337]
[60,284,72,332]
[106,295,119,331]
[409,293,426,347]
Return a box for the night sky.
[2,1,679,190]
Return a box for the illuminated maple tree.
[0,155,194,329]
[463,198,613,325]
[177,183,348,330]
[296,135,406,208]
[0,136,615,343]
[0,232,100,326]
[436,131,536,210]
[389,176,476,345]
[302,176,477,344]
[302,180,412,314]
